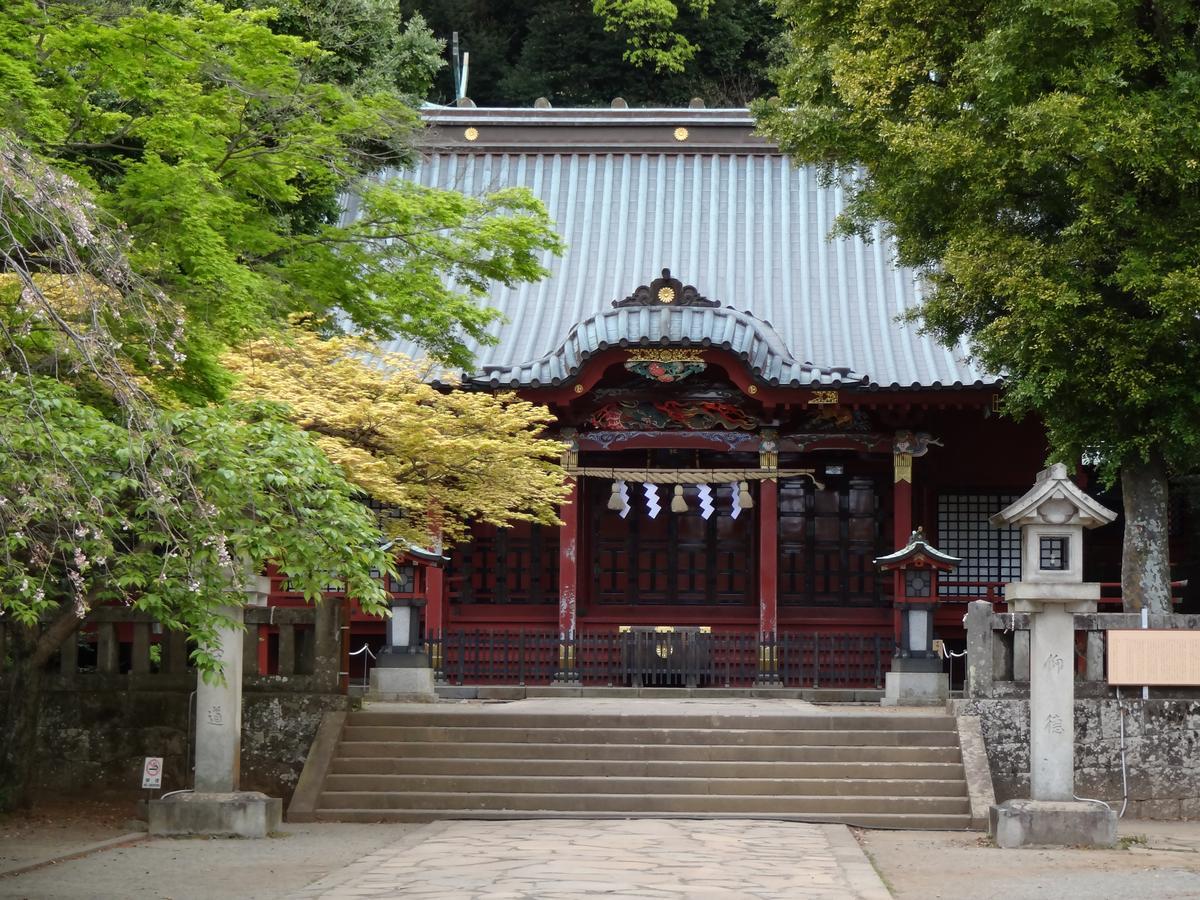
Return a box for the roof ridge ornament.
[612,268,720,308]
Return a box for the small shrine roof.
[358,105,997,391]
[874,529,962,568]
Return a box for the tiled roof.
[364,107,994,390]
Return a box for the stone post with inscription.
[149,568,283,838]
[193,604,245,792]
[987,464,1118,848]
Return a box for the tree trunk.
[0,645,48,810]
[0,608,82,811]
[1121,451,1172,614]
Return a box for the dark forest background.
[400,0,777,107]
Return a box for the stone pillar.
[1028,603,1074,801]
[965,600,994,699]
[1014,629,1031,681]
[194,604,244,794]
[149,571,280,838]
[1085,629,1105,682]
[313,599,341,692]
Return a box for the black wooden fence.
[426,629,888,688]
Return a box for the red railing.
[426,628,889,689]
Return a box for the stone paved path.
[291,818,890,899]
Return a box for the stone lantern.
[875,528,961,706]
[370,546,439,700]
[987,463,1117,848]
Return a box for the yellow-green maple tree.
[226,329,569,547]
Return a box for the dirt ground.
[5,797,1200,899]
[0,798,418,900]
[857,819,1200,900]
[0,797,144,871]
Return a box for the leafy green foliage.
[0,378,392,655]
[593,0,712,73]
[4,1,561,398]
[225,328,569,549]
[0,134,391,679]
[402,0,775,106]
[229,0,445,98]
[757,0,1200,481]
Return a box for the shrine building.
[287,105,1134,688]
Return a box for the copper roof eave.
[418,106,773,154]
[466,304,863,390]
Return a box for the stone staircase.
[290,706,973,829]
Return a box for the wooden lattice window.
[589,481,754,606]
[936,492,1021,596]
[449,522,560,604]
[778,475,888,607]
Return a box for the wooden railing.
[426,629,889,689]
[0,604,343,694]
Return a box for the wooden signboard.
[1107,630,1200,686]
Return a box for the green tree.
[592,0,712,74]
[402,0,775,107]
[229,0,446,98]
[757,0,1200,612]
[4,0,560,398]
[0,135,393,809]
[0,0,563,809]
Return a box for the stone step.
[329,757,966,780]
[345,711,957,731]
[320,773,968,797]
[339,725,960,747]
[310,809,974,829]
[315,790,972,815]
[333,740,963,764]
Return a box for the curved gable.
[470,270,862,389]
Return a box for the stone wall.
[5,687,348,803]
[953,697,1200,819]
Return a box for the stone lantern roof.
[990,463,1116,529]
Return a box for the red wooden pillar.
[556,478,580,681]
[424,564,446,637]
[558,478,580,639]
[756,478,779,684]
[893,450,914,645]
[758,478,779,639]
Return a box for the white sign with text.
[141,756,163,790]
